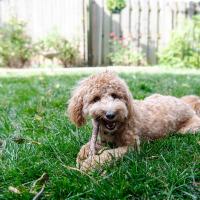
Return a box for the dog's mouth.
[103,119,116,131]
[95,116,119,132]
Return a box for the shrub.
[39,32,79,67]
[108,32,146,66]
[106,0,126,13]
[159,15,200,68]
[0,18,34,68]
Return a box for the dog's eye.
[91,96,100,103]
[111,93,120,99]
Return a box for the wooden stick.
[32,184,45,200]
[89,120,99,157]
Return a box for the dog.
[67,71,200,170]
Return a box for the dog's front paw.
[80,155,103,171]
[76,142,105,167]
[76,142,90,166]
[80,151,113,171]
[79,157,96,171]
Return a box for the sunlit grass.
[0,72,199,199]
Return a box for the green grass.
[0,72,199,199]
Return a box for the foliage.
[0,18,34,68]
[39,32,79,67]
[159,15,200,68]
[108,32,146,66]
[0,72,200,199]
[106,0,126,13]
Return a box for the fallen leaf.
[8,186,21,194]
[12,135,26,144]
[30,173,49,194]
[147,156,159,160]
[193,182,200,187]
[34,115,43,121]
[28,141,42,145]
[12,135,41,145]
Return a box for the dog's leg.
[76,142,90,165]
[80,146,129,171]
[76,142,104,167]
[178,116,200,134]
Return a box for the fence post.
[88,0,93,66]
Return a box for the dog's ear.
[119,78,134,119]
[67,85,86,127]
[126,90,134,118]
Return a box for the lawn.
[0,72,199,199]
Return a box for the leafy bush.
[159,15,200,68]
[39,32,79,67]
[108,32,146,66]
[106,0,126,13]
[0,18,34,68]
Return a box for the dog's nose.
[106,111,115,120]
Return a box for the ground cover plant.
[106,0,126,13]
[159,15,200,68]
[0,18,34,68]
[38,32,80,68]
[0,18,80,68]
[108,33,146,66]
[0,72,199,199]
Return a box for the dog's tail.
[181,95,200,117]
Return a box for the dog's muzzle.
[103,119,116,131]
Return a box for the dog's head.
[67,72,133,134]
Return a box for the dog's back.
[133,94,196,139]
[181,95,200,117]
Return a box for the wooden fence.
[90,0,200,65]
[0,0,88,63]
[0,0,199,66]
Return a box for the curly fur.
[181,95,200,117]
[67,71,200,170]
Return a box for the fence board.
[91,0,104,65]
[163,1,173,47]
[111,14,121,38]
[149,0,159,64]
[187,1,195,18]
[130,0,140,54]
[158,0,164,52]
[140,0,148,62]
[0,0,199,66]
[177,0,187,25]
[102,0,112,65]
[120,0,130,38]
[0,0,87,62]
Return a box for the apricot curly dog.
[68,72,200,171]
